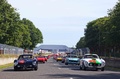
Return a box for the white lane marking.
[58,68,61,69]
[70,77,73,79]
[53,64,57,65]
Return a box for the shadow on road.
[2,68,34,72]
[40,73,120,79]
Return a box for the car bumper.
[57,59,62,61]
[66,61,79,65]
[85,65,105,69]
[14,64,37,69]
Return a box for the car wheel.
[34,66,38,71]
[14,67,18,71]
[80,66,82,70]
[95,68,98,71]
[101,67,104,71]
[65,63,68,65]
[82,63,86,70]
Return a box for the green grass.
[0,63,13,70]
[0,54,18,58]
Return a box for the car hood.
[83,58,102,64]
[19,59,33,62]
[67,58,79,61]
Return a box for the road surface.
[0,57,120,79]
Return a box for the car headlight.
[84,61,89,66]
[14,61,18,66]
[101,62,105,66]
[101,59,105,66]
[33,61,36,65]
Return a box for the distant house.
[71,47,90,57]
[33,45,70,54]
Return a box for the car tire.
[95,68,98,71]
[101,67,104,71]
[14,66,18,71]
[34,66,38,71]
[80,66,82,70]
[65,63,68,65]
[82,63,86,70]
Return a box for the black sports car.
[14,54,38,71]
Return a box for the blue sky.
[8,0,118,47]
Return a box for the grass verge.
[0,54,18,58]
[0,63,13,70]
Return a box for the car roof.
[84,54,98,56]
[20,54,33,56]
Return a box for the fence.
[71,47,90,57]
[0,43,24,55]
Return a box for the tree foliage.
[0,0,43,49]
[76,36,85,48]
[76,0,120,57]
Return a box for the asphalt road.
[0,58,120,79]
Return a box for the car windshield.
[84,55,98,58]
[68,55,78,58]
[18,55,33,59]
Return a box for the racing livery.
[80,54,105,71]
[14,54,38,71]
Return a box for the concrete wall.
[0,57,17,65]
[105,58,120,68]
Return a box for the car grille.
[89,63,101,66]
[18,62,33,65]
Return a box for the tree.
[0,0,43,49]
[76,36,85,48]
[22,18,43,49]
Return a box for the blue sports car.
[65,55,80,65]
[14,54,38,71]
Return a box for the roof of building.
[34,45,69,51]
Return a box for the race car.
[56,56,63,62]
[14,54,38,71]
[61,56,67,63]
[43,56,48,62]
[65,55,80,65]
[79,54,105,71]
[36,56,46,63]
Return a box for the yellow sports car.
[56,56,63,62]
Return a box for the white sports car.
[80,54,105,71]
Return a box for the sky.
[8,0,118,47]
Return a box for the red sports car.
[36,56,46,63]
[43,56,48,62]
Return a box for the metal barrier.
[0,44,23,55]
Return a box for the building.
[71,47,90,57]
[33,45,70,54]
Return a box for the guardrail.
[0,43,23,55]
